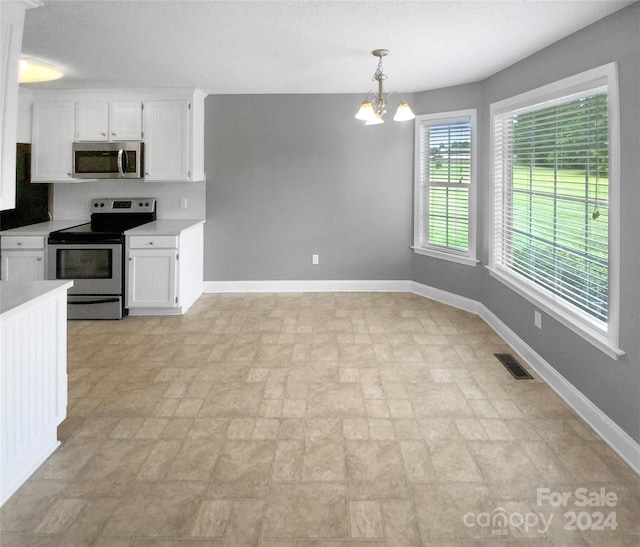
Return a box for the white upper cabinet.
[76,101,142,141]
[1,1,34,211]
[31,102,76,182]
[29,89,206,183]
[75,102,108,141]
[110,101,143,141]
[143,101,190,181]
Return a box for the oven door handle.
[117,149,126,177]
[68,298,121,305]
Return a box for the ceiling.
[20,0,635,95]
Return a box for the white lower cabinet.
[1,236,46,280]
[126,222,203,315]
[127,247,178,308]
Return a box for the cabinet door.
[1,251,46,281]
[143,101,189,181]
[110,101,142,141]
[127,249,178,308]
[31,102,75,182]
[76,102,109,141]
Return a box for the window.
[490,63,622,358]
[414,110,477,266]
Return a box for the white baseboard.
[202,278,640,476]
[409,280,482,315]
[480,305,640,477]
[203,279,412,293]
[128,308,185,316]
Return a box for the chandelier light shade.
[354,49,415,125]
[355,101,375,121]
[18,58,63,83]
[393,102,415,121]
[365,114,384,126]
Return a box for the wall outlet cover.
[534,310,542,329]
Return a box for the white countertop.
[1,281,74,318]
[0,220,86,237]
[125,219,205,236]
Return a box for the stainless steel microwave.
[72,142,144,179]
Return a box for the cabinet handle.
[17,242,22,246]
[37,257,42,261]
[101,132,107,136]
[148,241,154,245]
[112,132,116,136]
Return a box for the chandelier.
[354,49,415,125]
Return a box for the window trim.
[488,62,623,359]
[413,109,478,267]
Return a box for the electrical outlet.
[180,198,188,208]
[534,310,542,329]
[312,254,319,265]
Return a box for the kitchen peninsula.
[0,280,72,505]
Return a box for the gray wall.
[411,2,640,443]
[204,94,413,281]
[203,3,639,443]
[410,83,484,301]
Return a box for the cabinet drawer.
[1,236,46,250]
[128,235,178,249]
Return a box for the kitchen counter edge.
[0,220,86,237]
[1,280,74,318]
[124,219,205,236]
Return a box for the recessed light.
[18,58,63,83]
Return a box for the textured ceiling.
[20,0,635,94]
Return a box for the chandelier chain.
[373,57,387,82]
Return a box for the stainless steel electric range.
[47,198,156,319]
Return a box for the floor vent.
[495,353,534,380]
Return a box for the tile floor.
[1,292,638,546]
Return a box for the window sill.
[411,246,478,267]
[486,265,624,360]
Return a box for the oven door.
[47,243,122,295]
[47,243,123,319]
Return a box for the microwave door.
[72,142,143,179]
[74,149,120,179]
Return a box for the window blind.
[417,117,472,254]
[493,88,609,323]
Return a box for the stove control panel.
[90,198,156,213]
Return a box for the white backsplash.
[52,179,206,220]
